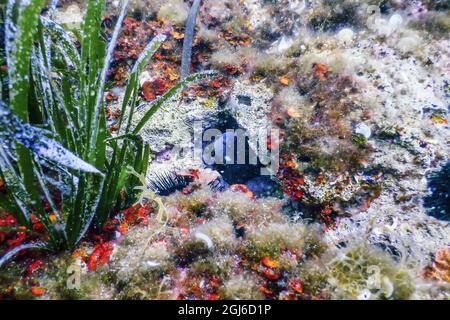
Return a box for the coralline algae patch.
[1,0,450,300]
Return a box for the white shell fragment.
[142,260,162,269]
[195,232,214,249]
[389,14,404,30]
[381,277,395,298]
[337,28,355,44]
[355,123,372,139]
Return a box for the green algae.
[352,134,369,148]
[326,246,415,300]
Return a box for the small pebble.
[355,123,372,139]
[337,28,355,44]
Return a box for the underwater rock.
[224,79,274,153]
[243,0,271,30]
[139,78,274,187]
[132,96,224,183]
[133,96,223,155]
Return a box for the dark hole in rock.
[260,27,282,43]
[175,241,210,267]
[379,0,393,14]
[337,241,348,249]
[233,222,245,238]
[428,0,450,11]
[207,130,262,185]
[373,237,403,263]
[131,9,144,21]
[283,202,322,223]
[424,161,450,221]
[101,16,115,29]
[202,113,279,195]
[237,95,252,106]
[246,176,281,198]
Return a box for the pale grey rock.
[224,79,273,152]
[133,79,274,183]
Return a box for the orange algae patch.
[230,184,254,199]
[26,260,45,278]
[31,286,46,297]
[431,115,448,125]
[288,279,303,294]
[87,242,114,272]
[287,107,301,118]
[263,269,280,281]
[279,76,289,86]
[171,30,185,40]
[313,63,329,81]
[259,285,273,297]
[261,256,280,269]
[6,229,26,248]
[422,247,450,283]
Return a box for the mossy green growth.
[299,270,329,298]
[326,246,415,300]
[0,262,33,299]
[219,274,264,300]
[303,235,327,259]
[282,74,371,173]
[190,255,234,278]
[0,253,99,300]
[412,11,450,37]
[175,240,211,266]
[188,202,210,217]
[172,192,213,219]
[352,134,368,148]
[113,275,169,300]
[242,223,306,262]
[35,255,103,300]
[377,127,400,140]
